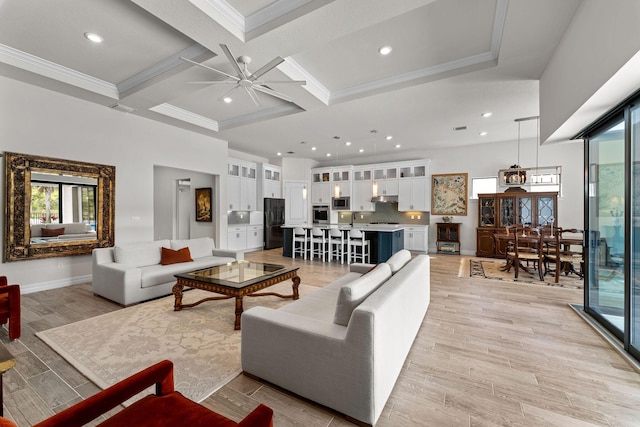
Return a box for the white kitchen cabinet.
[311,168,332,204]
[228,159,257,211]
[260,163,282,199]
[398,177,428,211]
[373,166,398,195]
[246,225,263,249]
[398,161,430,212]
[227,163,241,211]
[352,167,374,211]
[403,225,428,252]
[332,167,352,197]
[227,226,247,250]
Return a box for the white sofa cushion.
[171,237,214,259]
[386,249,412,273]
[47,222,89,234]
[333,263,391,326]
[114,240,170,267]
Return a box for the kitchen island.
[281,224,404,263]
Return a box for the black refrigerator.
[264,198,285,249]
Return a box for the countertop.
[281,223,421,232]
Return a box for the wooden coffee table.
[173,261,300,330]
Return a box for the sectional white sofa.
[30,222,97,242]
[241,250,430,426]
[92,237,243,306]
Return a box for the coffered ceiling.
[0,0,582,164]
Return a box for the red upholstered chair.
[0,277,20,341]
[6,360,273,427]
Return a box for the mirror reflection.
[4,152,115,262]
[29,171,98,244]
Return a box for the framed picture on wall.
[195,187,212,222]
[432,173,468,216]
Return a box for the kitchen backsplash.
[348,203,430,225]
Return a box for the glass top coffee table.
[173,261,300,330]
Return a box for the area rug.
[36,282,315,404]
[467,259,583,289]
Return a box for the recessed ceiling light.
[395,144,401,148]
[326,153,331,157]
[311,146,317,151]
[359,149,364,153]
[345,141,351,146]
[481,112,493,118]
[223,97,232,103]
[479,131,488,136]
[386,135,393,140]
[84,32,104,43]
[277,152,282,156]
[378,45,392,55]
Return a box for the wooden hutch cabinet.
[476,191,558,258]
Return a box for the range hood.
[370,195,398,203]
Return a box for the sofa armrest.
[349,263,376,274]
[33,360,175,427]
[212,248,244,261]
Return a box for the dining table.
[493,231,584,280]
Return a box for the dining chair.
[292,227,308,260]
[546,228,584,283]
[0,276,20,341]
[347,229,370,264]
[504,225,520,273]
[310,227,328,262]
[510,226,545,280]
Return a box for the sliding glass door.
[582,93,640,361]
[631,105,640,353]
[587,119,625,339]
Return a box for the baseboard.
[569,304,640,374]
[21,275,92,294]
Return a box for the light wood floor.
[3,250,640,426]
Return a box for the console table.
[436,222,460,254]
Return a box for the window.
[471,177,497,199]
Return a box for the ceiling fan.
[182,44,306,106]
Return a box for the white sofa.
[92,237,243,306]
[30,222,97,242]
[241,250,430,426]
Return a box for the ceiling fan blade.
[187,81,238,84]
[244,87,262,107]
[217,85,241,102]
[220,44,246,79]
[249,57,285,81]
[253,85,293,103]
[180,57,239,81]
[253,80,306,85]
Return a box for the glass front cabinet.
[476,191,558,258]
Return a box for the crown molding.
[219,103,303,130]
[0,43,118,99]
[189,0,246,41]
[278,57,330,105]
[150,103,220,131]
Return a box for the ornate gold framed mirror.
[4,152,115,262]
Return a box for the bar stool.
[310,227,329,262]
[292,227,308,260]
[348,229,370,264]
[329,228,346,264]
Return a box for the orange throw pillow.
[42,227,65,237]
[161,247,193,265]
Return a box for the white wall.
[0,76,229,293]
[540,0,640,142]
[153,166,219,242]
[421,137,583,255]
